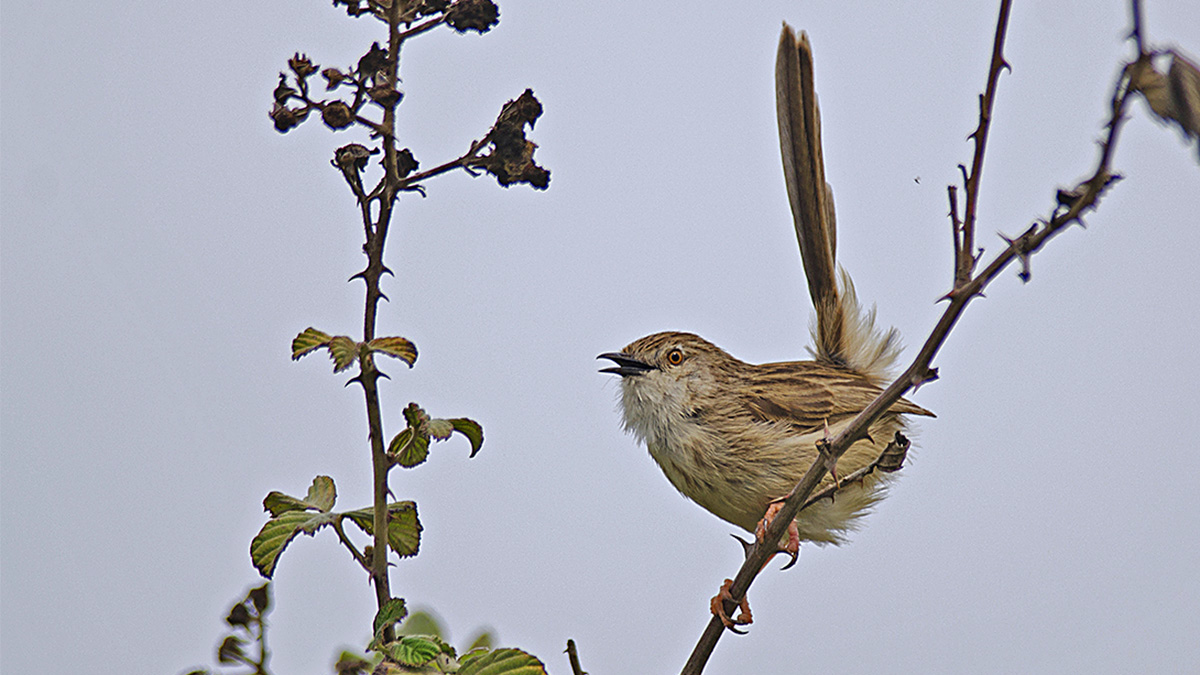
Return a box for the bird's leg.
[712,501,802,632]
[710,578,752,633]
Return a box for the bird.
[599,323,932,545]
[599,24,933,630]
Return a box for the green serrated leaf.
[374,598,409,637]
[292,327,333,360]
[449,418,484,457]
[303,475,337,512]
[263,476,337,516]
[328,335,359,372]
[250,510,338,578]
[345,501,421,557]
[387,427,414,455]
[427,418,454,440]
[368,336,418,366]
[458,648,547,675]
[262,491,308,516]
[403,402,428,428]
[395,432,430,468]
[383,636,443,667]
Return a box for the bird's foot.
[755,500,800,570]
[710,578,752,633]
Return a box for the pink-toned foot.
[755,501,800,570]
[710,578,753,633]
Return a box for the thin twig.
[395,142,486,191]
[353,114,387,136]
[956,0,1014,288]
[1130,0,1145,54]
[801,432,910,509]
[397,14,447,42]
[565,639,587,675]
[253,604,271,675]
[332,519,372,573]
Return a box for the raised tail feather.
[777,23,901,386]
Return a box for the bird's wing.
[742,361,933,431]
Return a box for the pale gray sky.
[3,1,1199,674]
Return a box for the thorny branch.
[681,0,1174,672]
[954,0,1013,288]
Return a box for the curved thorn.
[730,533,753,559]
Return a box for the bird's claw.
[778,543,799,571]
[710,578,752,633]
[755,501,801,571]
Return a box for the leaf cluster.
[251,476,421,578]
[368,600,547,674]
[389,402,483,468]
[292,327,417,374]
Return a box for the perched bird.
[599,314,931,545]
[599,24,933,629]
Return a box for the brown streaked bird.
[599,24,934,629]
[599,300,932,547]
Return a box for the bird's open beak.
[597,352,654,377]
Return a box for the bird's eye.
[666,348,684,365]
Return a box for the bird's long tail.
[776,24,900,386]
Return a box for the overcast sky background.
[3,1,1199,674]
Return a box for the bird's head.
[598,331,739,441]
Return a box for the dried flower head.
[322,101,355,130]
[288,53,318,79]
[270,104,307,133]
[446,0,499,34]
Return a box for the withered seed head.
[321,101,355,130]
